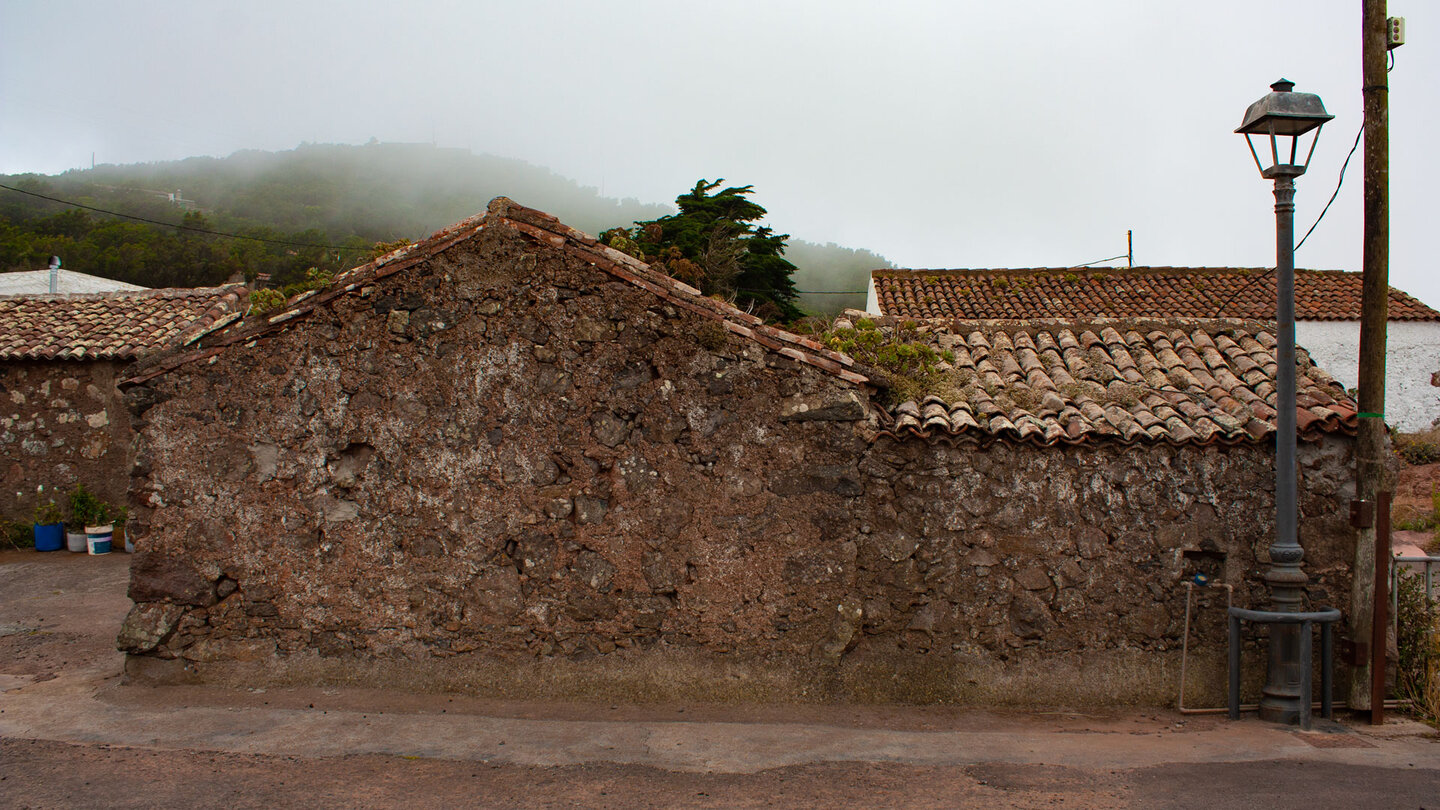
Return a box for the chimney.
[47,256,61,294]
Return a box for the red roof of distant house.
[872,267,1440,322]
[0,286,246,361]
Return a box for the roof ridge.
[871,267,1440,321]
[875,267,1356,275]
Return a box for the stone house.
[117,200,1359,707]
[867,267,1440,431]
[0,287,244,522]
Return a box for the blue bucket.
[85,524,113,555]
[34,522,63,552]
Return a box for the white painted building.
[1296,321,1440,432]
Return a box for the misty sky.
[2,1,1436,307]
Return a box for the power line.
[0,182,373,252]
[1071,253,1130,269]
[1209,117,1365,319]
[1294,117,1364,252]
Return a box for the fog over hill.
[1,143,888,314]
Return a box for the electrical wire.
[1294,117,1364,252]
[0,182,374,252]
[1209,116,1366,318]
[1071,252,1129,269]
[749,248,1133,297]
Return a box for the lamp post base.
[1259,608,1305,724]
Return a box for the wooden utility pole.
[1348,0,1391,714]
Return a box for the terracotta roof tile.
[873,268,1440,322]
[878,318,1356,447]
[0,286,245,361]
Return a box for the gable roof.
[122,198,866,387]
[0,286,246,361]
[872,267,1440,322]
[873,317,1357,447]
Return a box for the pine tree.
[616,179,802,322]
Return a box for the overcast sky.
[3,1,1436,306]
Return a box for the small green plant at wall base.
[33,500,63,526]
[65,484,109,529]
[2,518,32,549]
[1394,568,1440,726]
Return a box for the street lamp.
[1236,79,1333,724]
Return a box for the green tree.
[619,179,802,321]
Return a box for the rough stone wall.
[839,435,1354,703]
[120,224,1358,706]
[1,359,132,523]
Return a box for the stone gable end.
[122,223,886,697]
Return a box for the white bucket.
[85,524,113,555]
[66,532,87,553]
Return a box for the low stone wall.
[1,359,132,523]
[119,224,1359,706]
[837,435,1354,704]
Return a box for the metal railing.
[1392,554,1440,613]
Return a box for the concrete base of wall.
[123,646,1285,709]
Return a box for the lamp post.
[1236,79,1333,724]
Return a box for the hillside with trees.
[0,142,889,314]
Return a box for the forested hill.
[0,142,888,314]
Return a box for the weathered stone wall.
[1,359,132,523]
[120,224,1358,706]
[839,435,1354,704]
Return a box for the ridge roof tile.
[873,267,1440,321]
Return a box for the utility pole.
[1349,0,1391,715]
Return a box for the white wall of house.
[865,275,880,317]
[1297,320,1440,432]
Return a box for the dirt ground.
[1394,460,1440,547]
[2,549,1438,809]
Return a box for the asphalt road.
[2,550,1437,809]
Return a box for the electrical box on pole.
[1387,17,1405,48]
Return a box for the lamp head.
[1237,79,1333,178]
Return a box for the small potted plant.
[113,504,132,553]
[33,499,64,552]
[65,484,107,553]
